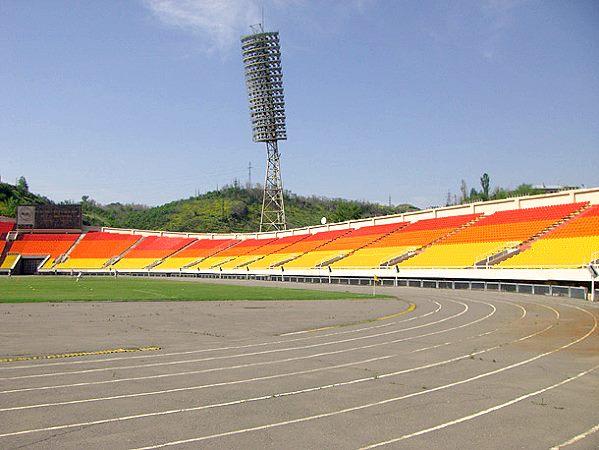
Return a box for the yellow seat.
[282,250,345,269]
[499,236,599,268]
[247,253,300,269]
[112,258,157,270]
[56,258,109,269]
[40,257,56,269]
[0,254,20,270]
[218,255,262,270]
[189,256,233,270]
[154,257,200,270]
[330,246,418,269]
[399,242,515,268]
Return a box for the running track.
[0,281,597,449]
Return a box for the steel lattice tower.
[241,27,287,232]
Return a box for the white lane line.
[409,300,527,354]
[0,299,487,394]
[551,423,599,449]
[0,301,547,439]
[361,364,599,449]
[0,355,394,412]
[0,301,440,372]
[1,298,517,411]
[409,329,497,353]
[125,305,594,450]
[0,300,466,381]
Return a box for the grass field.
[0,276,387,303]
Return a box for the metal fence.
[89,271,591,301]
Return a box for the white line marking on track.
[409,300,528,354]
[2,297,524,411]
[0,299,492,395]
[0,300,466,381]
[0,355,394,412]
[0,302,441,371]
[550,422,599,449]
[361,364,599,449]
[124,305,594,450]
[0,300,551,439]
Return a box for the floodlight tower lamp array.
[241,27,288,232]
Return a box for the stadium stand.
[9,188,594,283]
[5,233,80,269]
[0,254,19,270]
[399,203,586,268]
[219,235,309,269]
[285,223,408,269]
[55,232,140,269]
[498,204,599,268]
[111,236,196,270]
[154,238,239,270]
[0,240,8,267]
[331,215,479,268]
[189,238,278,270]
[247,229,351,269]
[0,220,15,239]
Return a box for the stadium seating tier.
[154,238,239,270]
[499,205,599,268]
[112,236,196,270]
[2,201,595,273]
[331,214,479,269]
[399,204,586,268]
[56,232,140,270]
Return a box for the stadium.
[1,187,599,295]
[1,2,598,449]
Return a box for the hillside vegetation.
[81,185,417,232]
[0,181,50,217]
[0,180,416,233]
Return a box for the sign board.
[17,206,35,227]
[17,205,82,230]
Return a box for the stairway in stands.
[104,235,145,268]
[234,235,311,269]
[271,230,353,268]
[51,233,86,268]
[181,240,241,269]
[146,238,198,269]
[381,214,485,267]
[318,223,409,268]
[478,203,592,267]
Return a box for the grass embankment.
[0,277,389,303]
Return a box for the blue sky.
[1,0,598,208]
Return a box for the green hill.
[0,180,417,233]
[0,181,50,217]
[82,184,417,232]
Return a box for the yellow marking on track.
[0,346,161,364]
[280,303,416,336]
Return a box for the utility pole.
[248,161,252,187]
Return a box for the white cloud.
[143,0,263,52]
[143,0,375,54]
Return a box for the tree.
[480,173,490,200]
[332,202,363,222]
[16,176,28,192]
[459,180,468,203]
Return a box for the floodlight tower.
[241,25,287,232]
